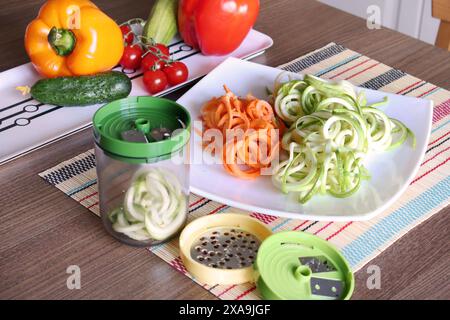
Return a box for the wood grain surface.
[0,0,449,300]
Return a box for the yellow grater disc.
[179,213,273,285]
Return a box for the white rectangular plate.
[0,30,273,165]
[177,57,433,221]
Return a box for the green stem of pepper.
[48,27,76,56]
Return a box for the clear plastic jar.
[93,97,190,247]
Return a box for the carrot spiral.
[201,86,280,179]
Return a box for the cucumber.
[143,0,178,46]
[31,71,132,106]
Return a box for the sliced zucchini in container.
[111,168,187,241]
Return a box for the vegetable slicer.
[179,213,273,285]
[93,96,191,246]
[254,231,354,300]
[179,214,354,300]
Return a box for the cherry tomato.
[147,43,170,58]
[120,25,134,45]
[162,62,189,86]
[141,53,165,72]
[120,45,143,70]
[143,70,168,94]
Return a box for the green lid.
[254,231,354,300]
[93,96,191,163]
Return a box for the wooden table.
[0,0,449,300]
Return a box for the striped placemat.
[39,43,450,300]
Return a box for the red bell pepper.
[178,0,260,56]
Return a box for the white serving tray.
[0,30,273,165]
[177,58,433,221]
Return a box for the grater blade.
[150,127,172,141]
[299,256,336,273]
[254,231,354,300]
[121,130,148,143]
[310,277,344,298]
[190,228,261,269]
[179,213,273,286]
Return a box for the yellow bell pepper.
[25,0,124,78]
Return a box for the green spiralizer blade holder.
[93,96,190,163]
[254,231,354,300]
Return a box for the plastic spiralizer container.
[93,96,191,247]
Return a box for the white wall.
[418,0,441,44]
[319,0,440,45]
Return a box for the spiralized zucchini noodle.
[109,168,186,241]
[272,74,415,203]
